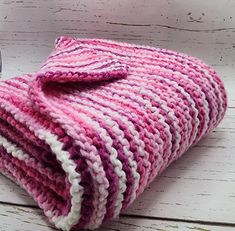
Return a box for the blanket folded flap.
[29,37,128,113]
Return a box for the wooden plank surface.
[0,0,235,230]
[1,203,235,231]
[0,0,235,79]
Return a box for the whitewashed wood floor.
[0,0,235,230]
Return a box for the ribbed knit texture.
[0,37,227,230]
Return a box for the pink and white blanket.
[0,37,227,230]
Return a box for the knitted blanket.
[0,37,227,230]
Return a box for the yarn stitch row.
[0,37,227,230]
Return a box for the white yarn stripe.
[50,99,127,220]
[0,130,83,231]
[38,37,221,131]
[58,41,217,129]
[31,98,109,230]
[119,76,192,150]
[0,131,63,182]
[0,134,29,160]
[76,88,165,183]
[49,36,226,121]
[78,42,212,136]
[69,101,139,199]
[0,97,84,231]
[96,84,174,166]
[191,65,224,126]
[132,76,191,142]
[47,41,210,140]
[0,61,202,175]
[88,85,170,183]
[159,54,224,126]
[119,77,189,153]
[104,82,181,167]
[62,92,141,206]
[43,57,124,73]
[0,77,109,228]
[152,75,199,146]
[130,66,210,140]
[37,130,83,231]
[4,76,162,188]
[74,89,152,195]
[81,73,197,178]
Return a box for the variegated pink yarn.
[0,37,227,230]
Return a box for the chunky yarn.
[0,37,227,230]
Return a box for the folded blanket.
[0,37,227,230]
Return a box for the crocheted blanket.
[0,37,227,230]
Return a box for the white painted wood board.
[0,0,235,78]
[0,0,235,230]
[0,203,234,231]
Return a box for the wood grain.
[0,0,235,78]
[1,203,235,231]
[0,0,235,230]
